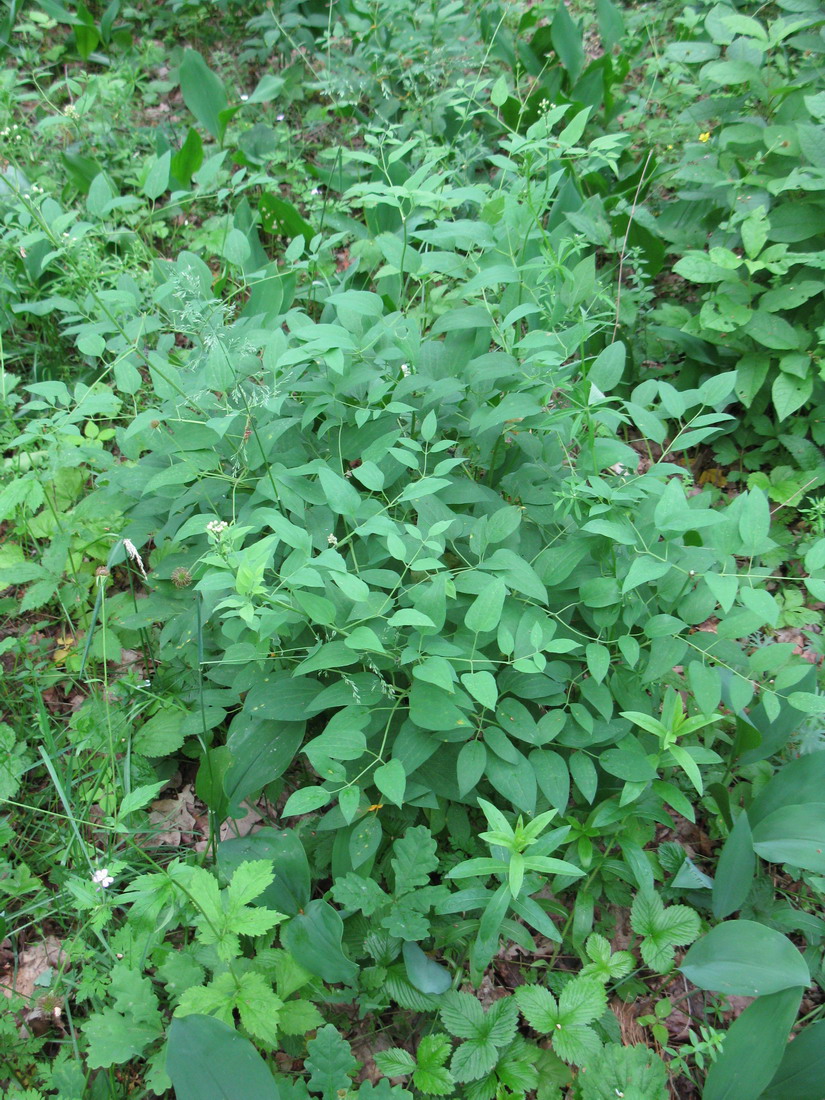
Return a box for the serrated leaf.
[226,860,276,909]
[553,1024,602,1065]
[374,1048,416,1077]
[514,984,559,1032]
[440,991,485,1039]
[306,1025,358,1096]
[557,979,607,1027]
[450,1038,498,1083]
[485,997,519,1046]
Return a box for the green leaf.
[166,1015,280,1100]
[143,150,171,201]
[703,988,804,1100]
[553,1023,602,1066]
[514,984,558,1032]
[440,991,485,1039]
[331,871,388,916]
[170,127,204,184]
[118,781,166,817]
[585,643,610,684]
[588,341,625,392]
[746,311,800,351]
[281,786,331,817]
[579,1044,667,1100]
[413,1034,454,1096]
[306,1025,358,1097]
[398,477,452,502]
[762,1020,825,1100]
[283,901,358,986]
[225,717,304,807]
[179,49,229,142]
[231,971,284,1047]
[83,964,162,1068]
[465,578,506,633]
[486,505,522,543]
[457,741,487,798]
[552,1,585,81]
[752,803,825,873]
[787,691,825,715]
[631,892,700,972]
[557,979,607,1027]
[350,814,382,868]
[402,942,451,995]
[772,373,813,420]
[490,74,508,108]
[621,555,671,594]
[374,759,406,807]
[132,706,186,757]
[392,826,438,891]
[374,1048,416,1077]
[569,751,597,803]
[450,1038,498,1083]
[712,812,755,919]
[319,466,361,517]
[218,828,310,916]
[680,921,810,995]
[461,671,498,710]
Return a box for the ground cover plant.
[1,0,824,1097]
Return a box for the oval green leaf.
[680,920,810,996]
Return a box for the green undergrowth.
[1,1,824,1098]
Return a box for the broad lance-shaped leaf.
[712,811,755,919]
[402,942,451,994]
[751,803,825,874]
[680,920,810,996]
[703,987,803,1100]
[283,900,358,985]
[179,49,229,142]
[762,1019,825,1100]
[166,1015,280,1100]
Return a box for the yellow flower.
[699,131,711,143]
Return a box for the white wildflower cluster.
[207,519,229,536]
[0,124,24,143]
[400,362,411,377]
[327,533,338,546]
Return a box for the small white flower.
[400,362,411,377]
[91,868,114,889]
[276,114,285,121]
[310,188,320,195]
[240,94,249,101]
[206,519,229,536]
[327,533,338,546]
